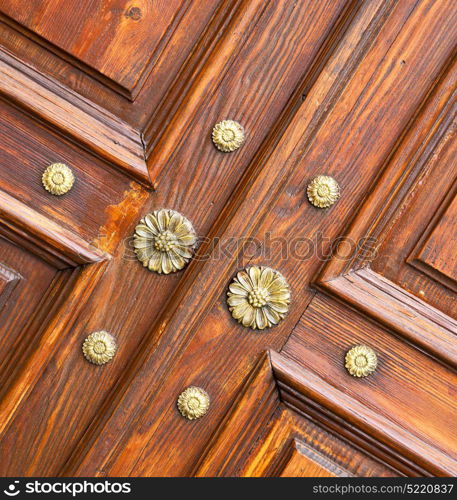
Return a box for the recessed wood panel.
[243,410,388,477]
[371,95,457,315]
[0,98,135,243]
[279,440,346,478]
[414,193,457,285]
[0,260,20,312]
[0,0,209,95]
[0,236,57,390]
[282,294,457,475]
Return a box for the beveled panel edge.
[0,11,133,99]
[0,189,109,268]
[273,438,353,477]
[61,1,414,477]
[143,0,362,181]
[0,261,21,312]
[193,352,280,477]
[195,348,439,477]
[0,50,152,188]
[0,259,109,439]
[313,56,457,369]
[316,268,457,370]
[270,350,454,477]
[407,183,457,293]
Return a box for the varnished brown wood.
[276,439,349,478]
[0,0,456,478]
[0,0,222,98]
[0,51,149,184]
[279,294,457,476]
[319,268,457,368]
[196,353,396,478]
[413,193,457,284]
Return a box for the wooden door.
[0,0,455,477]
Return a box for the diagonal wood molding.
[313,56,457,369]
[317,267,457,369]
[196,350,456,477]
[271,351,456,477]
[273,438,354,477]
[60,1,457,477]
[0,0,360,189]
[0,51,150,187]
[0,261,21,312]
[0,189,109,268]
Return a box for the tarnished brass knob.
[227,266,290,330]
[177,386,210,420]
[307,175,340,208]
[212,120,245,152]
[345,345,377,377]
[133,209,197,274]
[82,331,117,365]
[42,163,75,195]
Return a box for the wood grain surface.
[0,0,455,477]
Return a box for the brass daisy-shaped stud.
[227,266,290,330]
[42,163,75,195]
[212,120,245,152]
[345,345,377,377]
[307,175,340,208]
[133,209,197,274]
[82,331,117,365]
[177,386,210,420]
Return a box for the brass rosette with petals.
[345,345,377,377]
[177,386,210,420]
[133,209,197,274]
[42,163,75,195]
[212,120,245,152]
[227,266,290,330]
[307,175,340,208]
[82,331,117,365]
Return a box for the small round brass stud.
[345,345,377,377]
[307,175,340,208]
[42,163,75,195]
[227,266,290,330]
[212,120,245,152]
[133,209,197,274]
[177,386,210,420]
[82,331,117,365]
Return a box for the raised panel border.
[60,1,455,477]
[0,189,107,269]
[273,438,353,477]
[315,55,457,370]
[195,351,453,477]
[0,50,150,187]
[0,188,110,438]
[317,268,457,368]
[407,185,457,293]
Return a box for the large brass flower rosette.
[227,266,290,330]
[133,209,197,274]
